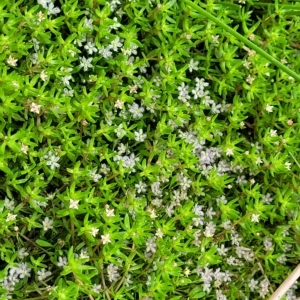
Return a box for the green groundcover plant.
[0,0,300,299]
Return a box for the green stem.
[251,2,300,9]
[289,151,300,169]
[215,2,241,9]
[182,0,300,82]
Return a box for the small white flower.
[226,148,234,156]
[4,198,15,210]
[155,228,164,238]
[79,56,93,71]
[83,18,93,29]
[37,11,45,22]
[270,129,277,137]
[44,151,60,170]
[251,213,260,223]
[47,2,61,15]
[243,60,251,69]
[99,46,113,59]
[145,237,157,253]
[129,84,138,94]
[263,237,273,251]
[248,34,255,40]
[70,199,79,209]
[84,41,97,55]
[18,248,29,259]
[62,88,74,97]
[135,181,147,194]
[148,208,157,219]
[21,144,29,154]
[188,58,199,72]
[101,233,111,244]
[281,58,287,64]
[265,104,274,113]
[89,170,101,182]
[62,75,72,86]
[7,55,18,66]
[68,49,76,57]
[30,102,41,114]
[107,264,120,283]
[289,76,295,82]
[255,157,262,165]
[114,123,126,138]
[109,37,123,52]
[105,205,115,217]
[37,268,52,281]
[285,162,291,170]
[40,70,48,82]
[42,217,53,231]
[212,35,219,44]
[90,227,99,237]
[248,279,259,291]
[92,284,102,293]
[6,213,17,222]
[248,49,256,57]
[246,75,255,84]
[115,99,124,109]
[37,0,51,9]
[12,81,19,88]
[134,129,147,142]
[184,268,190,277]
[57,257,68,267]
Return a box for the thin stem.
[100,264,111,300]
[256,260,274,294]
[288,151,300,169]
[252,2,300,8]
[182,0,300,81]
[25,297,48,300]
[215,2,241,9]
[19,233,51,256]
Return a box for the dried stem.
[269,264,300,300]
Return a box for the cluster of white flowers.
[263,237,273,251]
[37,0,60,15]
[43,151,60,170]
[88,169,102,182]
[113,144,140,173]
[128,102,145,119]
[196,267,232,294]
[37,268,52,281]
[145,237,157,255]
[259,278,269,298]
[0,263,31,292]
[74,248,90,260]
[30,102,42,114]
[107,264,120,282]
[151,182,163,197]
[92,283,102,293]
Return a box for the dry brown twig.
[269,264,300,300]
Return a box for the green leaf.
[36,239,54,247]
